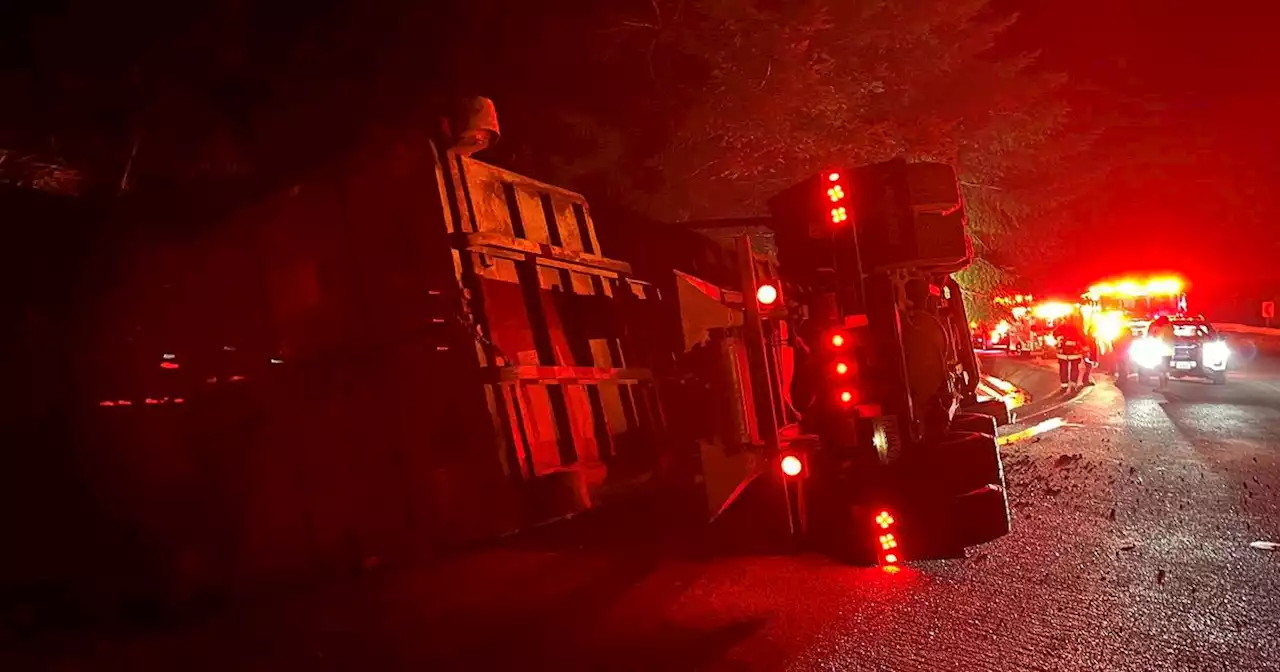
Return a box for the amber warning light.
[824,170,849,225]
[875,509,902,570]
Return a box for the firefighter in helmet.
[1052,313,1087,391]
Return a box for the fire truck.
[1029,299,1076,350]
[991,294,1045,356]
[1083,275,1188,345]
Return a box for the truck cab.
[750,159,1011,567]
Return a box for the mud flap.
[950,412,997,437]
[962,398,1011,426]
[700,437,764,521]
[934,431,1005,495]
[954,484,1011,546]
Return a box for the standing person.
[1052,315,1086,392]
[1111,324,1135,383]
[1144,314,1175,385]
[1080,329,1100,386]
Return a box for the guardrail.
[1214,323,1280,337]
[1214,323,1280,357]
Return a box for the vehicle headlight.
[1202,340,1229,367]
[1130,338,1170,369]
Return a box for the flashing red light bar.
[830,333,846,347]
[780,455,804,477]
[835,362,849,375]
[828,172,840,182]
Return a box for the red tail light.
[834,362,849,375]
[830,333,846,347]
[780,455,804,477]
[828,172,840,182]
[839,390,854,404]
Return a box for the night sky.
[4,1,1278,298]
[1001,1,1280,295]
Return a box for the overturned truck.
[690,160,1013,566]
[70,99,668,607]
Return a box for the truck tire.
[950,412,998,437]
[934,431,1005,495]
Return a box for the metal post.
[737,235,781,455]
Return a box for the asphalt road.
[7,354,1280,671]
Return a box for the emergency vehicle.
[1129,315,1229,387]
[992,294,1046,357]
[1083,276,1188,345]
[1029,300,1076,350]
